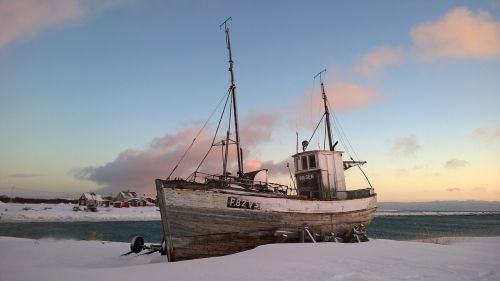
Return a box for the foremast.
[220,17,244,178]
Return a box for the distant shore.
[2,201,500,222]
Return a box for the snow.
[0,203,160,222]
[0,236,498,281]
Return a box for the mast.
[314,69,334,151]
[220,17,244,177]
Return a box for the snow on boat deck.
[0,236,498,281]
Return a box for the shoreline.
[2,202,499,223]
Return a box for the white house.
[78,192,105,208]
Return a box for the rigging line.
[325,100,372,188]
[167,89,231,180]
[331,111,356,159]
[356,164,374,189]
[327,99,361,161]
[305,113,325,151]
[331,114,352,157]
[326,101,352,156]
[190,89,232,179]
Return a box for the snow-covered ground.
[0,202,160,222]
[0,236,498,281]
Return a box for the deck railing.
[192,172,294,195]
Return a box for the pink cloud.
[470,126,500,141]
[74,112,287,195]
[354,47,405,77]
[293,81,382,130]
[239,111,279,148]
[326,83,382,111]
[245,160,263,171]
[0,0,86,49]
[244,159,290,176]
[410,7,500,59]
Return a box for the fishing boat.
[154,18,377,261]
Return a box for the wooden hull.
[156,180,377,261]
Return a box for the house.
[78,192,105,209]
[114,191,139,202]
[141,195,156,205]
[128,197,147,207]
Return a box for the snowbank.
[0,203,160,222]
[0,236,498,281]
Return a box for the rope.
[304,113,325,151]
[167,89,231,180]
[189,89,232,180]
[326,100,373,188]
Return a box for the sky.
[0,0,499,201]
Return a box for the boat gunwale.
[158,179,376,202]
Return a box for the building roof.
[81,192,103,201]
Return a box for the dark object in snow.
[122,236,167,256]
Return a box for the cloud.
[472,187,486,192]
[0,0,124,50]
[472,127,489,137]
[395,169,409,177]
[471,126,500,141]
[0,0,86,49]
[4,173,41,178]
[245,159,290,176]
[292,81,383,131]
[327,83,383,110]
[389,134,420,156]
[354,47,405,77]
[350,7,500,77]
[447,187,461,192]
[74,112,285,195]
[410,7,500,59]
[239,111,279,147]
[445,159,469,169]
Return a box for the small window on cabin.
[301,156,308,170]
[309,155,316,169]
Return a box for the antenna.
[313,69,326,83]
[296,132,299,154]
[314,69,334,151]
[219,17,232,30]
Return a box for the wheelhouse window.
[308,155,316,169]
[301,156,308,170]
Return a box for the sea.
[1,213,500,243]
